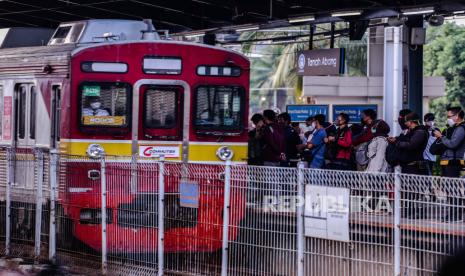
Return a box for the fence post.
[34,149,44,263]
[100,156,107,275]
[48,149,58,263]
[5,147,13,256]
[221,159,232,276]
[296,161,305,276]
[157,156,165,276]
[394,166,401,276]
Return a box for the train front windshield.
[194,86,244,131]
[80,82,131,128]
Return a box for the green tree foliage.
[241,24,367,114]
[424,22,465,126]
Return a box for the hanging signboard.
[304,185,350,242]
[286,105,329,122]
[332,104,378,124]
[296,48,345,76]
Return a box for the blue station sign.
[286,105,329,122]
[332,104,378,124]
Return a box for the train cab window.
[144,87,178,129]
[80,82,130,127]
[194,86,243,130]
[17,86,26,139]
[29,86,36,140]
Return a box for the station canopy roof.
[0,0,464,34]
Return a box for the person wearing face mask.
[433,107,465,178]
[277,112,301,167]
[390,112,429,175]
[423,113,438,175]
[397,109,412,135]
[433,107,465,222]
[82,96,110,116]
[352,109,377,147]
[366,120,391,172]
[248,113,265,166]
[325,113,353,170]
[304,116,316,140]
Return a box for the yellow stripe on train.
[60,141,247,163]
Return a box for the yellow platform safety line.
[60,141,247,162]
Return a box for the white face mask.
[447,118,456,127]
[426,121,435,127]
[308,122,316,132]
[90,102,101,110]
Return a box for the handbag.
[429,138,446,156]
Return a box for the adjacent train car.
[0,19,249,253]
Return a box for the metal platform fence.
[0,147,465,275]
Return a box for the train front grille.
[117,194,198,230]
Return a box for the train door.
[13,83,36,188]
[140,84,183,142]
[51,85,61,149]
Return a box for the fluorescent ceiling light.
[324,34,341,38]
[453,10,465,15]
[236,26,259,32]
[288,15,315,23]
[185,33,204,38]
[331,10,362,17]
[402,7,434,15]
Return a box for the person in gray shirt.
[433,107,465,222]
[433,107,465,178]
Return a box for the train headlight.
[216,146,234,161]
[86,144,105,159]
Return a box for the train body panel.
[0,20,249,253]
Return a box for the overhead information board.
[286,105,329,122]
[332,104,378,124]
[297,48,345,76]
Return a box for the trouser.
[401,162,428,218]
[401,162,428,175]
[426,161,436,176]
[442,163,462,178]
[441,162,464,221]
[327,159,353,171]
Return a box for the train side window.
[0,86,3,137]
[17,86,26,139]
[51,85,61,148]
[144,87,178,129]
[194,86,244,130]
[29,86,36,140]
[80,82,130,128]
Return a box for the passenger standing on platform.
[397,109,412,135]
[325,113,353,170]
[305,114,327,169]
[277,112,301,167]
[248,113,265,166]
[353,109,377,146]
[366,120,391,172]
[388,112,429,175]
[353,109,377,171]
[304,116,315,140]
[433,107,465,222]
[423,113,438,175]
[433,107,465,177]
[261,109,286,167]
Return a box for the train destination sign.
[297,48,345,76]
